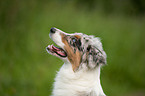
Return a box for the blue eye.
[72,38,77,43]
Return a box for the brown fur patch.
[74,35,81,39]
[61,33,82,71]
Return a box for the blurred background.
[0,0,145,96]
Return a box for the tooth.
[48,45,50,48]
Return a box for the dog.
[46,28,107,96]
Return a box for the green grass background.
[0,0,145,96]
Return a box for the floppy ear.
[82,45,106,69]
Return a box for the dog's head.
[46,28,107,71]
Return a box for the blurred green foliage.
[0,0,145,96]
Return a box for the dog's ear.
[82,45,106,69]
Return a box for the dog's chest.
[52,64,105,96]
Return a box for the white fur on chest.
[52,63,106,96]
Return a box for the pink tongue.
[52,45,60,51]
[57,51,65,56]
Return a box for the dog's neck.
[52,62,106,96]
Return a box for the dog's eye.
[72,38,77,43]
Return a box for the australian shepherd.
[46,28,107,96]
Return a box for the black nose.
[50,27,56,33]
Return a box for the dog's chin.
[46,44,67,59]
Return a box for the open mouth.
[46,45,67,57]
